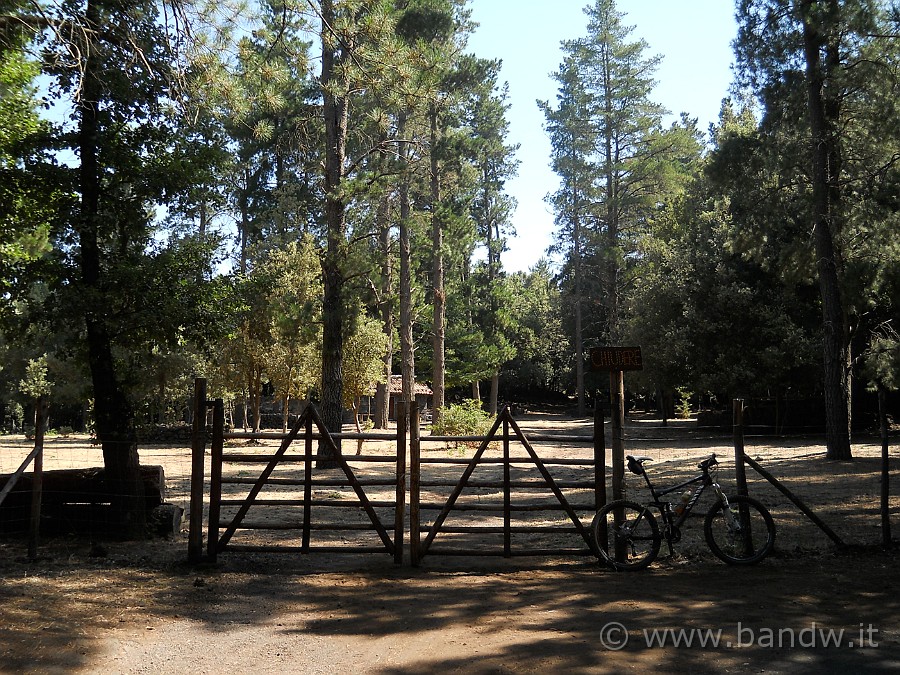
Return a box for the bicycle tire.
[591,499,661,571]
[704,495,776,565]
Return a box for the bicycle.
[591,453,776,570]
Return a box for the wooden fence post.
[733,399,749,497]
[28,397,46,560]
[878,385,891,547]
[401,402,420,566]
[593,394,606,555]
[188,377,207,562]
[302,411,313,553]
[207,398,224,561]
[503,412,511,557]
[394,400,407,565]
[610,371,626,563]
[410,403,421,564]
[610,371,625,501]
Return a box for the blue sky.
[465,0,738,273]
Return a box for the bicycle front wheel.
[591,500,661,571]
[704,495,776,565]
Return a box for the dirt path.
[1,412,898,673]
[1,544,897,674]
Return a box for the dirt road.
[1,541,897,674]
[1,412,898,673]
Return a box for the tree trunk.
[489,371,500,416]
[374,381,389,428]
[78,0,144,537]
[602,42,621,344]
[398,112,416,407]
[430,107,446,427]
[353,398,364,456]
[198,198,207,238]
[282,391,290,433]
[249,368,264,433]
[241,392,249,431]
[573,211,586,416]
[239,168,250,275]
[567,131,586,416]
[318,0,348,463]
[800,0,852,460]
[374,178,393,429]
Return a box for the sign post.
[590,347,643,499]
[590,347,642,563]
[609,369,625,501]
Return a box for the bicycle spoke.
[704,496,776,565]
[591,500,661,571]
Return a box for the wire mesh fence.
[0,435,194,536]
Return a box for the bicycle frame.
[632,458,732,553]
[595,453,775,568]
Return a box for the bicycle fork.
[712,484,739,528]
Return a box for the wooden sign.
[590,346,643,371]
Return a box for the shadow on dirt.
[1,416,898,673]
[1,535,898,673]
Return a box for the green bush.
[675,386,693,419]
[431,399,493,437]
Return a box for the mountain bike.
[591,453,776,570]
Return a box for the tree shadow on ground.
[1,422,897,673]
[1,537,898,673]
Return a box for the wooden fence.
[188,379,604,565]
[188,386,857,566]
[0,398,46,559]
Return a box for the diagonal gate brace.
[215,404,394,555]
[420,407,593,558]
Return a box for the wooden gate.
[409,406,602,564]
[188,377,603,565]
[195,397,405,563]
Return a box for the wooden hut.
[361,375,432,421]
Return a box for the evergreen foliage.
[0,0,898,525]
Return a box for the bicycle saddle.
[626,455,653,475]
[698,453,718,470]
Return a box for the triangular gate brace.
[213,403,395,556]
[416,407,593,561]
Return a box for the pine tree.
[3,0,229,533]
[542,0,672,415]
[734,0,900,459]
[539,53,597,415]
[465,59,519,414]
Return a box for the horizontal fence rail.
[190,392,407,564]
[183,387,866,567]
[188,379,605,566]
[408,407,602,564]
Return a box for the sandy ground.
[1,412,898,673]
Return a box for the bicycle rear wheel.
[704,495,776,564]
[591,500,661,571]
